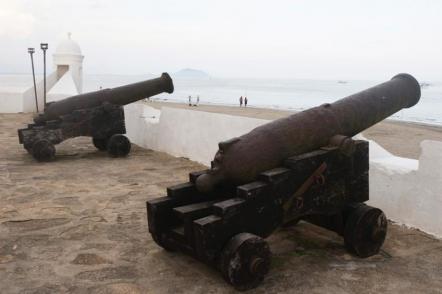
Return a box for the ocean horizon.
[1,73,441,126]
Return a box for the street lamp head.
[40,43,48,50]
[28,48,35,54]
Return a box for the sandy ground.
[148,101,442,159]
[1,113,442,294]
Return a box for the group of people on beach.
[187,95,249,108]
[188,95,200,106]
[239,96,248,107]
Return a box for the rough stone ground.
[0,113,441,294]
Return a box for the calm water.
[1,74,441,125]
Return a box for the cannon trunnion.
[147,139,387,290]
[18,73,174,161]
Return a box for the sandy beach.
[149,101,442,159]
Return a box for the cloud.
[1,0,442,80]
[0,1,35,39]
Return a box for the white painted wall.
[125,103,442,238]
[0,71,58,113]
[1,69,78,113]
[53,54,84,94]
[47,70,79,103]
[22,71,59,112]
[0,92,25,113]
[125,103,268,166]
[1,33,84,114]
[368,140,442,238]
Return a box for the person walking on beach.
[196,95,200,106]
[239,96,243,107]
[244,96,248,107]
[188,95,192,106]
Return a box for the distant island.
[173,68,210,79]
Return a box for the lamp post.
[40,43,48,109]
[28,47,39,112]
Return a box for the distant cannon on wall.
[18,73,174,161]
[147,74,421,290]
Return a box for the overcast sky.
[1,0,441,81]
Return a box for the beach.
[149,101,442,159]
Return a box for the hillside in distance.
[173,68,210,79]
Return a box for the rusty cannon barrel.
[196,73,421,193]
[35,72,174,122]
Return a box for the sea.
[1,74,441,126]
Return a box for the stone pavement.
[0,113,441,293]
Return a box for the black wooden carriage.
[18,104,130,161]
[147,139,387,290]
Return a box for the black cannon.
[18,73,174,161]
[146,74,421,290]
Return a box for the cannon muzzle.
[196,73,421,192]
[35,72,174,122]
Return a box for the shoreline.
[146,100,442,159]
[151,98,442,127]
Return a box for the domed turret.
[53,33,84,93]
[54,33,82,56]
